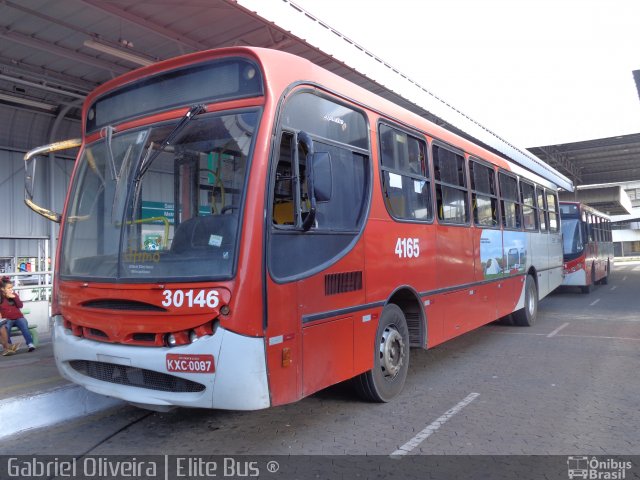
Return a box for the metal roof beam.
[78,0,205,51]
[0,27,128,75]
[536,147,582,183]
[0,55,97,92]
[0,73,86,99]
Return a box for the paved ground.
[1,263,638,475]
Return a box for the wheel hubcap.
[527,284,536,315]
[379,325,405,378]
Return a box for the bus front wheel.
[513,274,538,327]
[354,303,410,402]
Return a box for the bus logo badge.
[567,456,633,479]
[567,457,589,479]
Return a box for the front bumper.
[562,269,587,286]
[52,316,270,410]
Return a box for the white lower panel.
[53,317,270,410]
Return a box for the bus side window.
[379,124,431,221]
[498,172,521,229]
[470,159,498,227]
[546,192,559,232]
[520,181,538,231]
[434,144,468,224]
[537,187,548,232]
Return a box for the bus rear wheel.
[354,304,410,402]
[512,274,538,327]
[598,262,610,285]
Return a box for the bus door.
[266,92,370,405]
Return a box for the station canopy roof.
[2,0,635,194]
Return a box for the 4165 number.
[395,238,420,258]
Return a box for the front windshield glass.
[61,110,259,281]
[561,217,584,259]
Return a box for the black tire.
[354,304,410,402]
[512,275,538,326]
[599,262,610,285]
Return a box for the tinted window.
[281,92,368,149]
[434,145,468,224]
[470,160,498,227]
[499,173,521,229]
[87,58,263,133]
[520,181,537,231]
[379,124,431,221]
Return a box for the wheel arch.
[527,266,538,297]
[386,285,426,348]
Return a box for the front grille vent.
[69,360,205,393]
[132,333,157,342]
[82,299,166,312]
[88,328,108,338]
[325,271,363,295]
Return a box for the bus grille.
[69,360,205,393]
[82,299,167,312]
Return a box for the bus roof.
[83,46,567,191]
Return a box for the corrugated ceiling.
[0,0,637,190]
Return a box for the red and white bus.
[25,47,568,410]
[560,201,613,293]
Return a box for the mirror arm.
[24,138,81,223]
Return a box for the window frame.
[469,157,500,229]
[537,186,548,233]
[378,121,433,223]
[546,190,560,233]
[498,170,522,231]
[432,141,470,226]
[520,179,538,232]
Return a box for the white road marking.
[494,331,640,342]
[559,334,640,342]
[547,322,570,337]
[623,276,627,281]
[390,392,480,457]
[611,285,618,291]
[589,299,601,306]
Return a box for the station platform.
[0,333,122,440]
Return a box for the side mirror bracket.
[24,138,81,223]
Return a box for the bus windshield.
[60,109,260,282]
[561,217,584,259]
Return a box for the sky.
[292,0,640,148]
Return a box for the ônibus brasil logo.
[567,456,632,479]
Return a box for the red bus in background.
[560,201,613,293]
[24,47,567,411]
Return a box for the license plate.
[166,354,215,373]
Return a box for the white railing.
[7,271,52,302]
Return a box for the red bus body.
[28,47,565,410]
[560,201,613,293]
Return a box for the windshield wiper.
[136,104,206,181]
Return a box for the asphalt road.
[2,262,639,475]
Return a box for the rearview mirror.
[24,138,81,223]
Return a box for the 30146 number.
[161,289,219,308]
[395,238,420,258]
